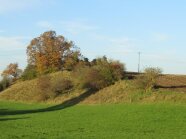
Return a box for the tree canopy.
[27,31,81,74]
[1,63,22,79]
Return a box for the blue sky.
[1,0,186,74]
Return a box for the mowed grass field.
[0,101,186,139]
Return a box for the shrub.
[93,57,125,84]
[0,85,2,92]
[83,68,109,90]
[63,51,81,71]
[110,60,126,80]
[73,56,125,90]
[136,67,162,92]
[52,78,73,95]
[22,65,37,80]
[0,77,11,92]
[72,65,90,88]
[37,75,52,100]
[73,64,108,90]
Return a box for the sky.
[1,0,186,74]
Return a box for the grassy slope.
[83,79,186,104]
[1,72,186,104]
[1,74,186,138]
[0,71,82,103]
[0,101,186,139]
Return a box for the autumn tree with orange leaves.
[1,63,22,79]
[27,31,81,74]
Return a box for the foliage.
[21,65,37,80]
[0,77,11,92]
[52,77,73,95]
[37,75,52,100]
[110,60,126,80]
[27,31,81,74]
[63,51,81,71]
[1,63,22,79]
[136,67,162,92]
[82,67,109,90]
[36,73,74,100]
[74,56,125,90]
[2,71,186,104]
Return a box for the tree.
[136,67,162,92]
[63,51,81,70]
[21,65,37,80]
[110,60,125,80]
[27,31,80,74]
[1,63,22,79]
[73,56,125,90]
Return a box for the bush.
[0,77,11,92]
[52,78,73,95]
[110,60,126,80]
[72,65,90,88]
[37,74,74,100]
[83,68,110,90]
[37,75,52,100]
[73,56,125,90]
[22,65,37,80]
[136,67,162,92]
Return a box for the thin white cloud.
[91,34,137,54]
[110,37,133,47]
[143,53,170,61]
[36,20,99,35]
[108,38,136,54]
[37,21,53,30]
[143,52,186,64]
[153,33,171,41]
[0,0,45,14]
[0,36,29,51]
[0,36,29,77]
[60,21,99,35]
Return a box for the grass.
[1,72,186,104]
[0,101,186,139]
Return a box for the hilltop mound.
[0,71,78,103]
[1,72,186,104]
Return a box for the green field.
[0,101,186,139]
